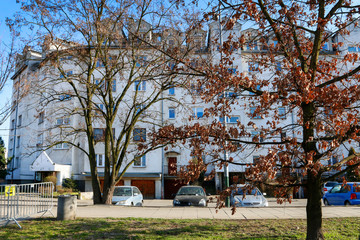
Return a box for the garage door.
[131,180,155,199]
[164,179,186,199]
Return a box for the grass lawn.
[0,217,359,239]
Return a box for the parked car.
[230,184,268,207]
[322,181,338,195]
[112,186,143,206]
[323,182,360,206]
[173,186,208,207]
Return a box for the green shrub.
[62,178,78,192]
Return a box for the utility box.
[57,195,77,220]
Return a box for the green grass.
[0,218,359,239]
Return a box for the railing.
[0,182,54,228]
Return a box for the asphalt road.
[51,198,360,220]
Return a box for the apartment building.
[7,19,360,198]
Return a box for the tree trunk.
[306,175,324,240]
[102,184,115,204]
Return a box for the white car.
[112,186,143,206]
[230,184,268,207]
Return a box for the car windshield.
[234,188,258,195]
[177,187,205,195]
[113,187,132,196]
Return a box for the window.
[11,119,15,130]
[273,40,278,47]
[134,80,146,91]
[112,80,116,92]
[60,71,73,78]
[228,68,237,74]
[219,116,239,124]
[18,115,22,126]
[276,62,281,71]
[134,155,146,167]
[169,86,175,95]
[133,128,146,141]
[56,117,70,125]
[249,85,261,95]
[348,46,359,52]
[280,132,286,141]
[16,136,20,148]
[55,142,69,149]
[59,94,71,101]
[39,112,45,124]
[278,107,286,119]
[251,131,263,142]
[96,154,105,167]
[15,157,20,169]
[136,56,147,67]
[192,107,204,118]
[37,134,43,148]
[250,107,261,119]
[248,62,259,72]
[169,107,175,119]
[94,128,105,141]
[96,60,105,67]
[322,42,329,51]
[253,156,260,164]
[95,79,106,92]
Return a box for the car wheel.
[345,201,351,206]
[324,199,330,206]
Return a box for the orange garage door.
[131,180,155,199]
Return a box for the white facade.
[7,21,360,198]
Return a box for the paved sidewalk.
[70,205,360,219]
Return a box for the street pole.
[219,1,230,207]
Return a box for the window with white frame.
[135,104,146,115]
[112,80,116,92]
[56,117,71,125]
[96,154,105,167]
[59,94,71,101]
[248,62,259,72]
[18,115,22,126]
[192,107,204,118]
[348,45,360,52]
[133,128,146,142]
[134,155,146,167]
[253,156,260,164]
[251,131,263,142]
[55,142,69,149]
[169,86,175,95]
[39,112,45,124]
[250,107,261,119]
[37,134,43,148]
[134,80,146,91]
[60,71,73,78]
[136,56,147,67]
[278,107,286,119]
[219,116,239,124]
[169,107,175,119]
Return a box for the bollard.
[57,195,77,220]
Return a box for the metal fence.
[0,182,54,228]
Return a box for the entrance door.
[131,180,155,199]
[168,157,177,176]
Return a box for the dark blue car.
[323,182,360,206]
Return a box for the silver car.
[112,186,143,206]
[230,184,268,207]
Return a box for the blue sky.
[0,0,22,149]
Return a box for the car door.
[133,187,143,205]
[326,184,341,205]
[338,185,350,205]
